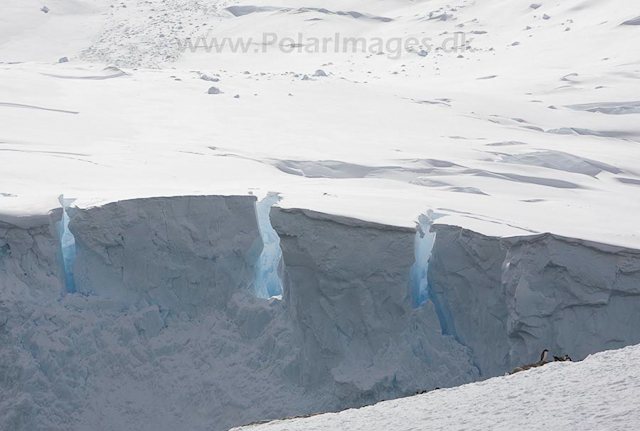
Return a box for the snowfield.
[2,0,640,430]
[234,343,640,431]
[1,0,640,246]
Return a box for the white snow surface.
[0,0,639,247]
[234,343,640,431]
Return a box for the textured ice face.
[428,225,510,377]
[68,195,263,317]
[3,197,640,431]
[502,234,640,366]
[0,197,480,430]
[0,210,64,298]
[270,207,478,399]
[428,225,640,377]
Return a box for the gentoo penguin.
[507,349,551,375]
[540,349,549,363]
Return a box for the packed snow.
[1,0,640,247]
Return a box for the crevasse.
[58,195,77,293]
[410,212,460,346]
[410,212,438,307]
[253,192,284,298]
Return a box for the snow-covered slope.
[1,0,640,247]
[233,343,640,431]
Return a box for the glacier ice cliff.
[1,196,640,431]
[502,233,640,367]
[0,212,66,430]
[427,225,509,377]
[427,226,640,378]
[0,211,63,297]
[69,195,263,317]
[270,207,477,405]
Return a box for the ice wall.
[0,211,64,297]
[0,211,66,430]
[1,197,478,431]
[427,225,640,377]
[427,225,509,377]
[271,207,478,405]
[4,197,640,431]
[69,195,263,317]
[502,233,640,366]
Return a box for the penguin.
[553,354,572,362]
[540,349,549,363]
[507,349,551,374]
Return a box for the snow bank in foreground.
[233,343,640,431]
